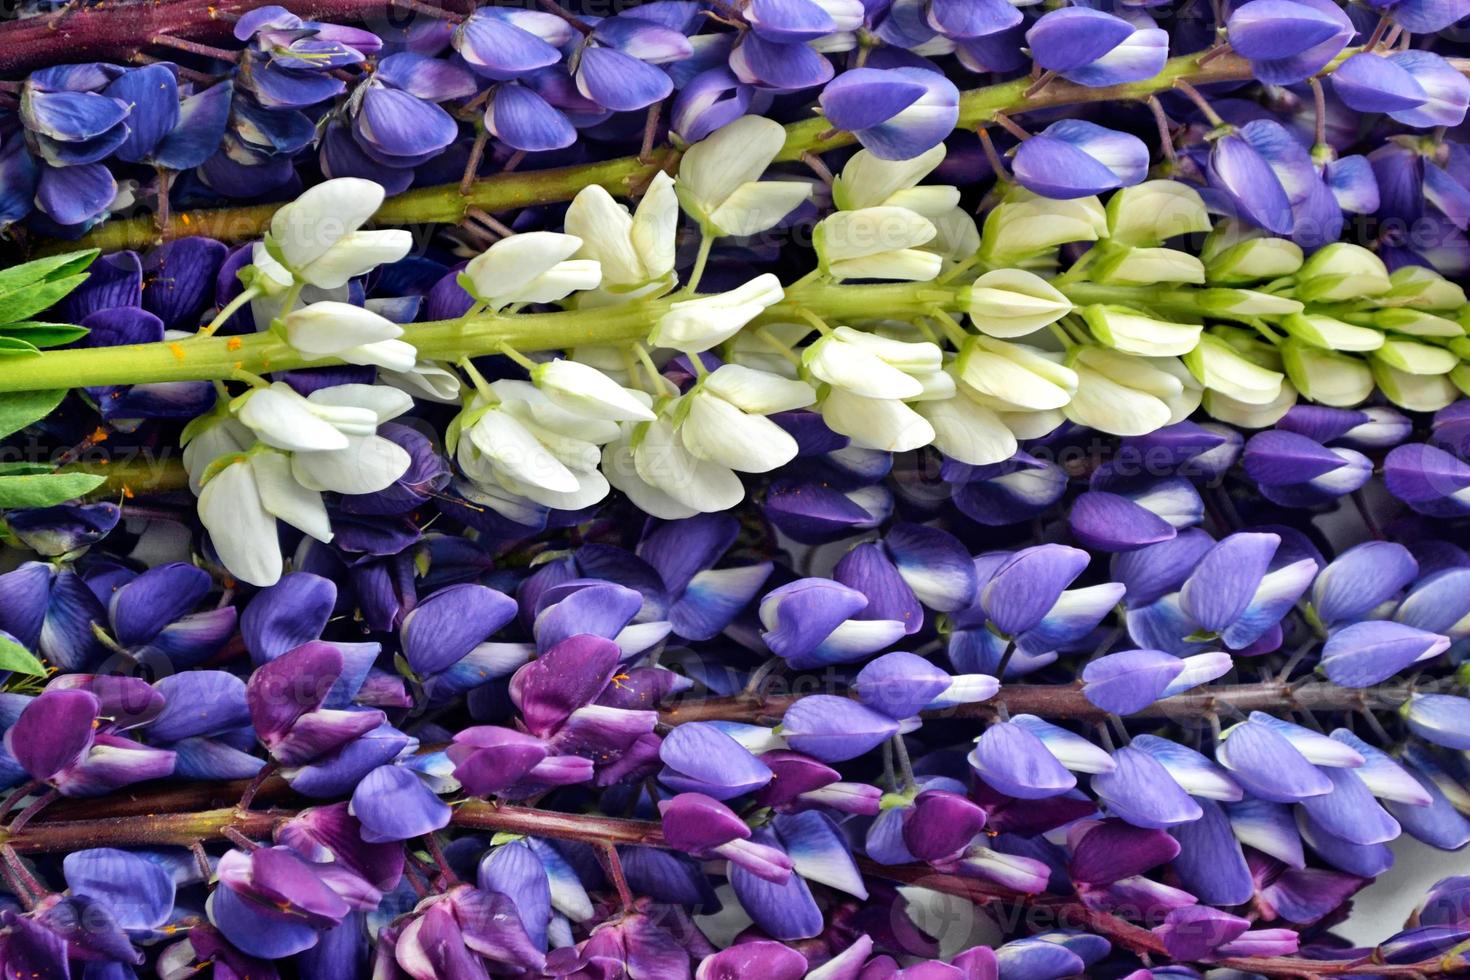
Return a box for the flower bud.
[980,192,1105,264]
[1370,308,1464,338]
[1202,230,1303,283]
[1183,334,1285,406]
[649,273,784,352]
[1081,305,1201,357]
[1065,346,1196,434]
[814,206,942,281]
[956,335,1079,412]
[1105,180,1211,246]
[1281,341,1374,407]
[1372,359,1460,412]
[1196,288,1303,316]
[958,269,1071,338]
[1203,382,1296,429]
[1092,247,1205,285]
[531,358,656,422]
[1380,265,1467,309]
[1294,243,1391,302]
[1279,312,1384,351]
[1372,338,1458,375]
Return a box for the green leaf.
[0,250,97,296]
[0,471,106,509]
[0,635,46,678]
[0,462,51,477]
[0,389,65,439]
[0,321,89,347]
[0,272,90,327]
[0,338,39,357]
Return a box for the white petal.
[290,434,411,494]
[250,451,332,542]
[237,386,349,451]
[635,417,744,512]
[379,361,462,403]
[499,465,611,511]
[817,206,935,263]
[198,461,281,587]
[468,408,578,493]
[463,232,585,306]
[284,301,402,356]
[308,383,414,422]
[535,358,655,422]
[915,393,1017,465]
[704,363,816,414]
[805,335,924,400]
[681,392,797,473]
[298,230,413,289]
[339,339,419,374]
[269,177,385,271]
[564,184,643,286]
[820,389,935,452]
[707,180,813,237]
[1064,365,1173,437]
[679,115,788,216]
[602,432,700,520]
[631,171,678,281]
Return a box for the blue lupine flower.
[1242,429,1373,506]
[1226,0,1354,86]
[1012,120,1149,200]
[818,66,958,159]
[1026,8,1168,87]
[347,53,476,172]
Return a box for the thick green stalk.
[45,49,1451,257]
[0,281,951,392]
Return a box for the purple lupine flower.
[779,696,900,762]
[660,792,794,880]
[658,721,772,796]
[210,844,379,959]
[760,578,907,668]
[247,641,387,766]
[1026,8,1167,87]
[1012,121,1149,200]
[1242,430,1373,506]
[1226,0,1353,85]
[399,582,517,693]
[637,514,773,641]
[5,688,174,796]
[818,67,960,159]
[698,940,809,980]
[574,12,691,112]
[835,522,978,634]
[19,63,129,226]
[344,53,476,178]
[968,720,1078,799]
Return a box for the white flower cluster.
[179,114,1470,587]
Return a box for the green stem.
[0,282,956,393]
[39,48,1438,257]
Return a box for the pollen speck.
[169,342,186,361]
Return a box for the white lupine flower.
[650,273,784,352]
[833,145,955,215]
[804,326,942,399]
[1093,247,1206,285]
[1105,181,1211,247]
[1183,334,1285,405]
[1279,313,1384,352]
[1372,338,1459,375]
[1065,348,1175,436]
[1202,225,1304,283]
[1295,243,1392,302]
[263,178,412,289]
[703,364,816,414]
[1204,381,1297,428]
[182,416,252,494]
[960,269,1071,338]
[956,336,1078,412]
[495,379,625,448]
[815,206,940,281]
[564,172,678,291]
[1380,265,1466,309]
[465,405,580,495]
[532,358,656,422]
[727,321,809,378]
[634,416,744,513]
[981,193,1105,264]
[820,388,935,452]
[1281,342,1374,407]
[379,361,464,403]
[680,390,798,473]
[284,301,402,355]
[1082,305,1201,357]
[913,391,1018,466]
[1074,346,1201,426]
[236,384,362,451]
[287,385,414,494]
[1373,360,1460,412]
[198,459,284,587]
[602,429,700,520]
[676,116,812,237]
[462,232,603,309]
